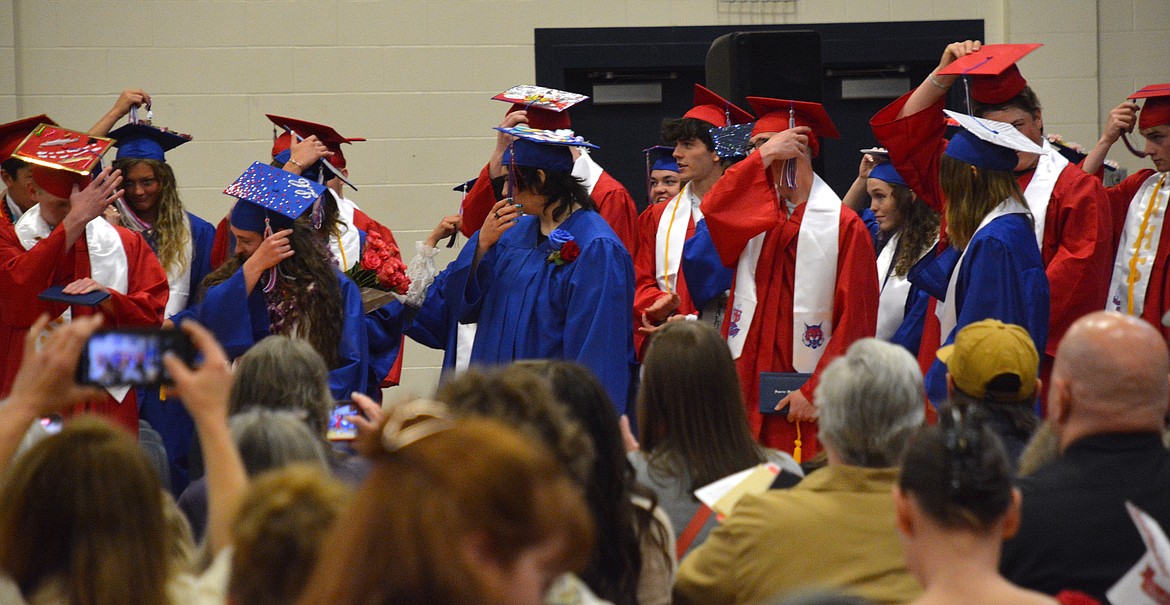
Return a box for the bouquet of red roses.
[346,231,411,307]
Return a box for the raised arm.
[898,40,982,119]
[87,88,151,137]
[1083,101,1140,176]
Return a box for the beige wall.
[3,0,1166,397]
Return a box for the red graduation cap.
[684,84,754,128]
[938,43,1043,105]
[1130,84,1170,130]
[266,114,365,169]
[12,124,111,200]
[504,103,571,131]
[747,97,840,158]
[0,115,57,162]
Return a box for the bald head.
[1051,312,1169,446]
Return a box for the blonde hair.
[940,154,1031,250]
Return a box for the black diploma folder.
[38,285,111,307]
[759,372,812,415]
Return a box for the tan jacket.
[674,465,921,605]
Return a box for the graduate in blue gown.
[185,162,368,402]
[107,122,216,492]
[450,128,635,415]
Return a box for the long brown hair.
[202,217,343,368]
[940,154,1030,250]
[0,416,171,605]
[638,321,766,489]
[295,419,593,605]
[112,158,191,277]
[889,184,941,277]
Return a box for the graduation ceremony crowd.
[3,34,1170,605]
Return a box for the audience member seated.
[524,360,676,605]
[1001,311,1170,600]
[674,339,925,605]
[295,417,593,605]
[0,316,246,605]
[937,319,1042,469]
[629,321,803,557]
[896,408,1058,605]
[228,464,352,605]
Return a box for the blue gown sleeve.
[681,219,734,309]
[453,232,497,324]
[332,275,370,401]
[562,239,636,415]
[191,269,266,360]
[186,214,216,309]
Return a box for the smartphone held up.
[76,328,196,388]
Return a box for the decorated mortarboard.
[644,145,679,173]
[12,124,112,176]
[684,84,754,128]
[937,43,1043,105]
[710,123,754,161]
[495,124,597,173]
[868,162,908,188]
[0,115,57,162]
[225,161,326,233]
[267,114,362,189]
[943,109,1044,171]
[109,123,192,162]
[1129,83,1170,130]
[747,97,840,158]
[494,85,587,132]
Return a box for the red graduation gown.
[702,152,879,457]
[1104,168,1170,341]
[0,223,168,433]
[459,162,641,255]
[632,200,700,359]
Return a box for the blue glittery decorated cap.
[496,124,598,173]
[226,161,325,232]
[109,123,191,162]
[868,162,908,188]
[644,145,679,173]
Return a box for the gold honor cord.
[1127,175,1166,315]
[660,195,684,296]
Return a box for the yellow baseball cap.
[937,319,1039,402]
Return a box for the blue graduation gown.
[138,211,217,493]
[923,214,1050,406]
[892,244,949,358]
[679,219,734,310]
[188,267,369,401]
[454,210,635,414]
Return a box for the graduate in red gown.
[458,89,640,255]
[1083,84,1170,341]
[0,116,57,231]
[951,46,1112,395]
[633,87,751,358]
[684,98,879,461]
[0,156,168,434]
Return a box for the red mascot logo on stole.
[802,323,825,350]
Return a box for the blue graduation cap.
[645,145,679,173]
[710,123,754,161]
[495,124,598,173]
[108,123,192,162]
[868,162,908,188]
[943,110,1044,172]
[453,178,477,193]
[225,162,326,233]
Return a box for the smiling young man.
[1082,84,1170,341]
[630,85,751,357]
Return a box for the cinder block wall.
[2,0,1160,397]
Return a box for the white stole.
[936,198,1031,339]
[726,174,841,374]
[571,150,603,196]
[654,183,703,294]
[163,213,194,318]
[1108,172,1169,316]
[455,323,477,372]
[1021,139,1069,246]
[16,205,131,401]
[875,231,938,341]
[329,190,363,271]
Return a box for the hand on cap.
[111,89,152,120]
[476,198,522,257]
[163,320,233,425]
[6,314,105,416]
[286,135,332,175]
[64,167,123,231]
[858,154,877,180]
[490,111,528,177]
[1104,101,1141,144]
[940,40,982,70]
[243,228,294,275]
[758,126,811,167]
[425,214,462,248]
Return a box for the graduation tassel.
[262,216,278,294]
[158,385,166,402]
[793,421,803,463]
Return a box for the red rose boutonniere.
[546,230,579,266]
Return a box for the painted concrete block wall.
[3,0,1158,397]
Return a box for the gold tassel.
[159,385,166,401]
[793,420,802,463]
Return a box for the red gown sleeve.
[700,152,782,266]
[592,172,640,256]
[871,91,948,213]
[210,213,233,270]
[460,163,497,237]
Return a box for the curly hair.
[112,158,191,277]
[889,184,941,277]
[202,217,343,368]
